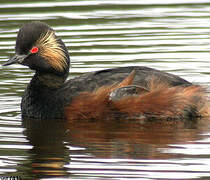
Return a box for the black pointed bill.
[2,54,28,66]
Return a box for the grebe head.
[3,22,70,76]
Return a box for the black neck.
[21,71,69,119]
[32,71,68,89]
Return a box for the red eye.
[30,47,39,54]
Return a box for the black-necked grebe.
[3,22,210,120]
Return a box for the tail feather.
[114,85,208,120]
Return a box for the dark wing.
[59,66,191,103]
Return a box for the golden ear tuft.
[36,31,67,71]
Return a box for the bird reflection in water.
[16,116,210,179]
[66,117,210,159]
[21,118,70,179]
